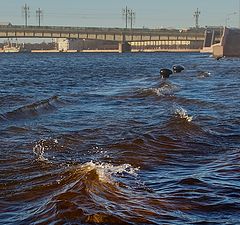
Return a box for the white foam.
[33,142,49,162]
[174,106,193,122]
[150,88,164,96]
[32,138,60,162]
[151,82,179,96]
[80,161,139,183]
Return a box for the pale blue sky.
[0,0,239,28]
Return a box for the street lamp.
[225,12,237,27]
[82,39,85,51]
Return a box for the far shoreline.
[0,49,201,53]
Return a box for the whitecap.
[174,106,193,122]
[33,141,49,162]
[32,139,58,162]
[147,82,179,96]
[80,161,139,183]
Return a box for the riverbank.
[0,48,201,53]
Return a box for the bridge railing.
[0,24,206,36]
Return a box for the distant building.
[57,38,82,51]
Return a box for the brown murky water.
[0,53,240,224]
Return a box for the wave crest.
[136,81,180,98]
[80,161,139,184]
[0,95,60,121]
[33,138,59,162]
[174,106,193,122]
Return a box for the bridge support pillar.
[213,27,240,58]
[118,42,131,53]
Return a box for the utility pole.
[22,4,30,27]
[128,10,136,29]
[122,6,135,29]
[193,8,200,29]
[122,6,130,29]
[239,0,240,28]
[36,8,43,26]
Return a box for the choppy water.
[0,52,239,224]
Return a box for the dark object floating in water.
[173,65,184,73]
[215,56,223,60]
[197,71,210,78]
[160,68,173,78]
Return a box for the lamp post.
[82,39,85,51]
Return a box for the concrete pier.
[118,42,131,53]
[201,28,222,54]
[212,27,240,58]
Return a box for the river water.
[0,52,239,224]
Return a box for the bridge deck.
[0,25,207,42]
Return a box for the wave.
[197,70,211,78]
[0,94,26,108]
[3,131,239,224]
[0,95,61,121]
[173,105,193,122]
[171,97,225,113]
[1,126,30,135]
[134,81,180,98]
[14,160,144,224]
[33,139,59,162]
[177,177,206,186]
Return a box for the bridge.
[212,27,240,58]
[0,25,221,52]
